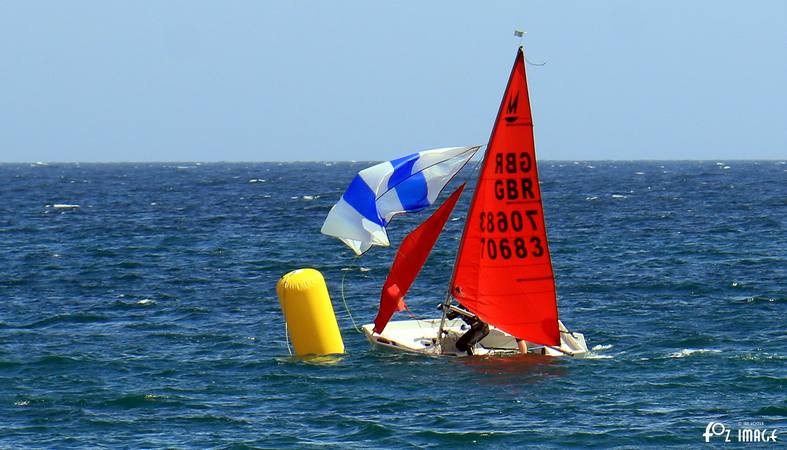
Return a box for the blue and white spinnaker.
[321,146,480,255]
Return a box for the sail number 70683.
[480,237,543,260]
[478,210,543,260]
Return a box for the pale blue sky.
[1,1,785,162]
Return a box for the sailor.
[443,304,490,355]
[455,316,489,356]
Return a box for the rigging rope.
[525,57,547,66]
[340,260,362,333]
[284,321,292,356]
[437,146,486,346]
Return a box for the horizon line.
[1,158,785,164]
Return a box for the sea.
[0,160,784,448]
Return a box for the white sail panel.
[321,145,480,255]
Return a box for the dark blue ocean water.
[0,161,784,448]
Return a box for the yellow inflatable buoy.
[276,268,344,356]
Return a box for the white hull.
[362,319,588,358]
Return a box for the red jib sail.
[374,184,465,333]
[450,48,559,346]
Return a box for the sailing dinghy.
[322,47,588,357]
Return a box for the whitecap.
[137,299,154,305]
[637,406,679,415]
[668,348,721,358]
[585,196,598,201]
[635,172,645,175]
[735,296,775,303]
[736,352,785,361]
[52,204,80,209]
[359,267,371,272]
[610,194,626,199]
[585,353,614,360]
[586,344,614,359]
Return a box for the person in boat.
[516,338,528,354]
[442,304,490,355]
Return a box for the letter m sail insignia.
[504,91,519,123]
[507,91,519,114]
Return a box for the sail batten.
[450,48,560,346]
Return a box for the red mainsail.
[450,48,559,346]
[373,184,465,333]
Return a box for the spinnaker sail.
[373,184,465,333]
[450,48,560,346]
[321,146,479,255]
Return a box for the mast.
[438,43,530,350]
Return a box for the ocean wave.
[734,352,785,361]
[592,344,613,351]
[585,353,614,360]
[668,348,722,358]
[103,394,177,409]
[17,313,109,329]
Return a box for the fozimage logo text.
[703,421,778,443]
